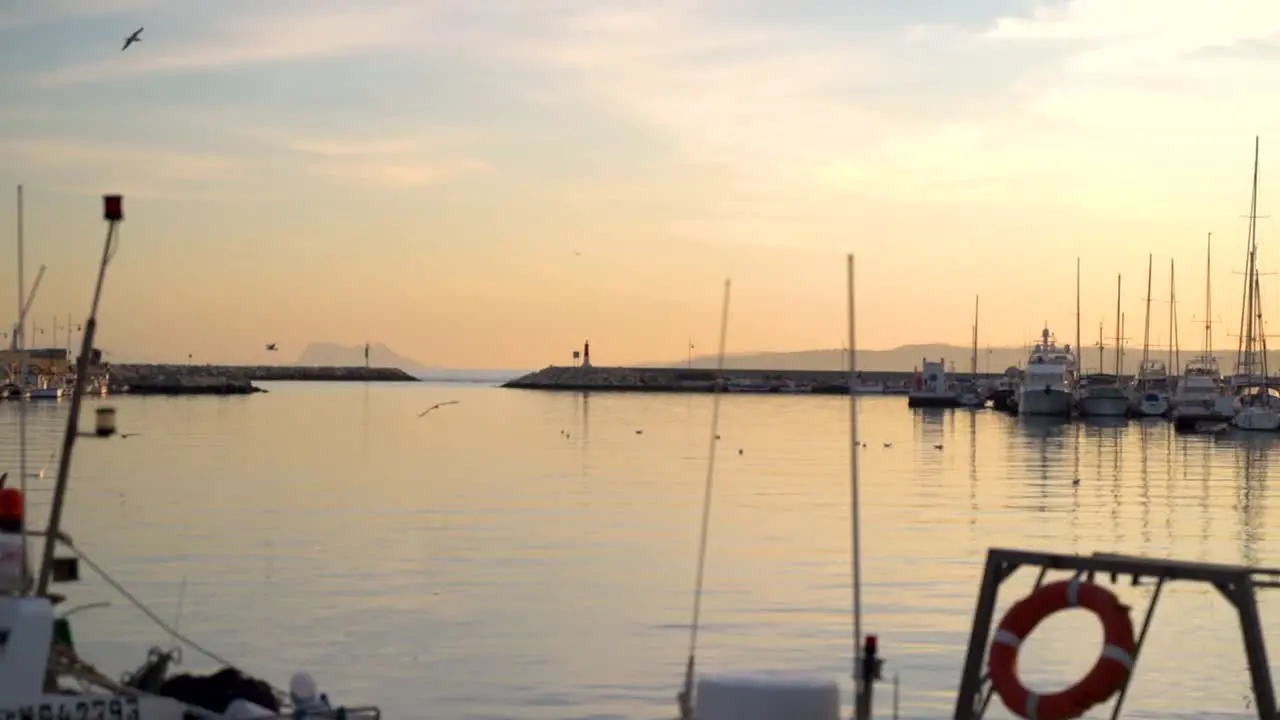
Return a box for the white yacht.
[1171,356,1233,429]
[1076,374,1130,417]
[1129,360,1172,417]
[1017,328,1076,417]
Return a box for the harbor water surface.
[1,384,1277,719]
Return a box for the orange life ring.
[987,578,1136,720]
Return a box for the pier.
[503,365,997,394]
[107,363,419,396]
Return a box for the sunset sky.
[3,0,1280,368]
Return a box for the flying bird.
[265,343,278,351]
[120,433,142,439]
[122,27,144,51]
[418,400,460,418]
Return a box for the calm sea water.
[1,384,1278,719]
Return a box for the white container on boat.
[0,596,55,703]
[696,673,839,720]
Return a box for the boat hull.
[1233,407,1280,431]
[1078,395,1129,417]
[907,392,961,408]
[1131,392,1170,417]
[1017,387,1073,416]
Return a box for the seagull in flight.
[122,27,143,51]
[265,343,278,351]
[418,400,460,418]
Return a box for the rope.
[62,540,287,699]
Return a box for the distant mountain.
[640,344,1246,374]
[293,342,527,382]
[295,342,428,373]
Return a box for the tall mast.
[1169,258,1179,374]
[1120,312,1126,377]
[970,296,979,377]
[1075,257,1081,366]
[1097,321,1105,374]
[1114,275,1122,377]
[15,185,28,584]
[1141,253,1153,386]
[1204,233,1213,358]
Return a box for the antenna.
[676,278,731,720]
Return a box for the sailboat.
[1172,234,1234,430]
[0,196,382,718]
[1229,138,1280,431]
[1078,275,1130,417]
[956,296,986,408]
[1129,254,1172,417]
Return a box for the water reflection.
[8,392,1280,718]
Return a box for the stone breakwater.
[503,365,999,393]
[109,364,418,396]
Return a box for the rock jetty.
[108,363,418,396]
[504,365,994,393]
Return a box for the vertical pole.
[15,184,28,589]
[37,211,119,596]
[848,255,873,720]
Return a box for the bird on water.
[122,27,144,51]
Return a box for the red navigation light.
[865,634,878,653]
[103,195,123,221]
[0,487,22,523]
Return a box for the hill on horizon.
[294,342,528,381]
[639,344,1254,374]
[295,342,429,373]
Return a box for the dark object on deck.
[159,667,280,714]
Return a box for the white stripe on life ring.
[1026,691,1039,720]
[993,628,1021,648]
[1102,643,1134,672]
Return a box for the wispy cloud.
[0,137,242,200]
[0,0,159,29]
[31,0,441,85]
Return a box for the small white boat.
[907,358,961,408]
[1017,328,1075,417]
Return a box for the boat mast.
[1204,233,1213,359]
[1075,257,1081,370]
[970,295,979,377]
[1169,259,1180,375]
[1096,322,1105,374]
[1237,138,1262,380]
[1114,275,1122,377]
[1141,253,1153,387]
[35,196,124,596]
[15,185,27,584]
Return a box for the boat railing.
[954,548,1280,720]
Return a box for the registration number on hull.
[0,696,141,720]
